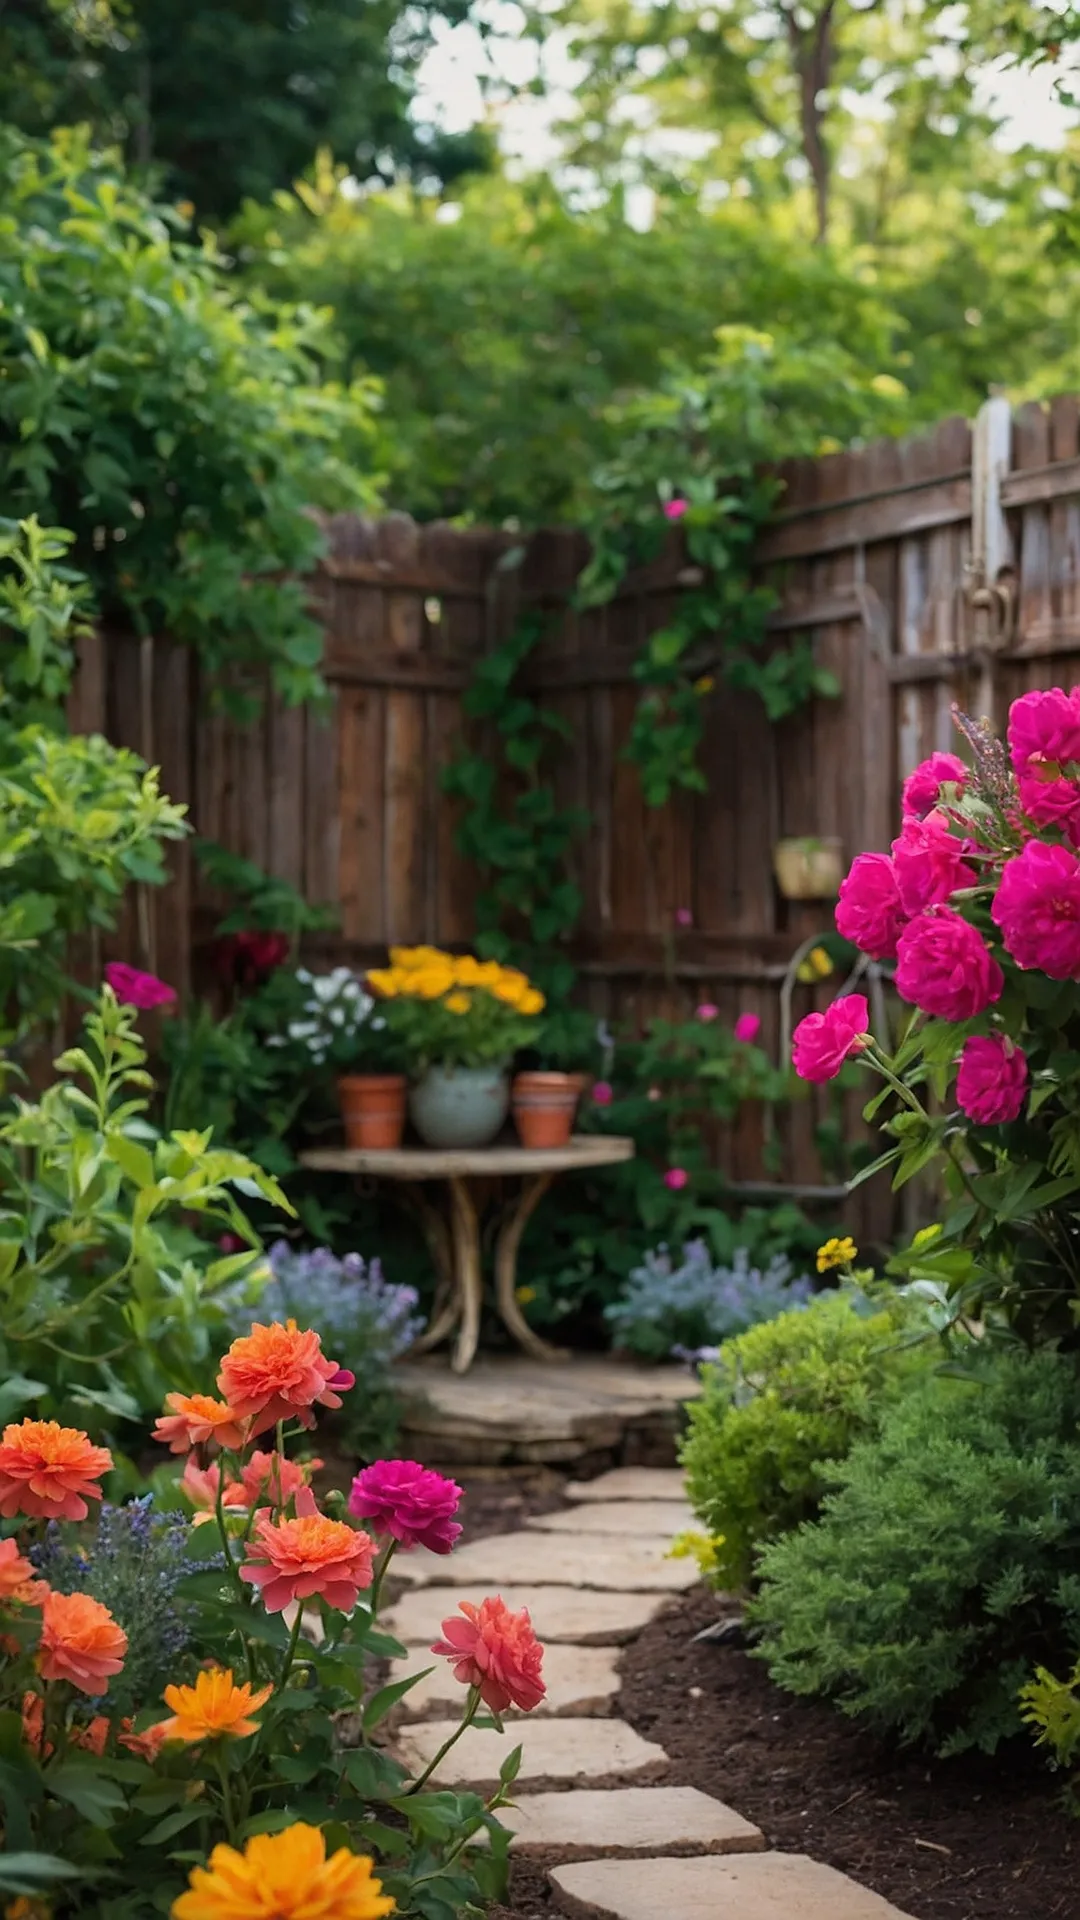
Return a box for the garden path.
[388,1468,917,1920]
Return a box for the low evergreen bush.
[680,1288,929,1590]
[751,1348,1080,1755]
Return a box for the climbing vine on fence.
[441,604,588,1000]
[574,327,906,806]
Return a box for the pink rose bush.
[794,690,1080,1345]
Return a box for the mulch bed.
[482,1479,1079,1920]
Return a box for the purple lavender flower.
[606,1240,811,1361]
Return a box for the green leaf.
[363,1668,434,1732]
[0,1854,81,1897]
[48,1761,127,1826]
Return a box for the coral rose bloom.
[241,1487,374,1614]
[218,1320,348,1435]
[160,1668,272,1744]
[0,1419,112,1522]
[172,1822,394,1920]
[38,1590,128,1694]
[240,1449,319,1510]
[432,1595,546,1714]
[154,1394,247,1455]
[0,1537,47,1606]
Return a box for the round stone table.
[299,1135,635,1374]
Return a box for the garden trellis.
[67,396,1080,1240]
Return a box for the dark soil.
[454,1470,569,1544]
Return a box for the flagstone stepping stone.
[550,1854,917,1920]
[497,1787,763,1858]
[393,1531,697,1592]
[383,1584,671,1647]
[396,1716,669,1790]
[391,1643,622,1718]
[527,1501,694,1538]
[565,1469,688,1503]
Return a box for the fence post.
[969,395,1014,726]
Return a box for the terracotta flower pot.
[338,1074,407,1150]
[512,1071,584,1150]
[772,836,843,902]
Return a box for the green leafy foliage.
[0,988,289,1423]
[0,0,485,222]
[0,127,382,706]
[681,1288,932,1590]
[750,1347,1080,1755]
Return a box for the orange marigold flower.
[432,1594,546,1714]
[159,1668,272,1744]
[0,1537,47,1606]
[218,1321,347,1436]
[154,1394,247,1455]
[0,1420,112,1523]
[239,1449,319,1510]
[118,1717,168,1762]
[37,1590,127,1694]
[240,1486,374,1614]
[171,1822,394,1920]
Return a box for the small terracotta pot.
[772,836,843,902]
[512,1071,584,1150]
[338,1073,407,1150]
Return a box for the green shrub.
[681,1288,929,1590]
[750,1348,1080,1756]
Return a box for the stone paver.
[496,1787,763,1858]
[550,1855,916,1920]
[391,1642,621,1718]
[394,1530,697,1592]
[384,1583,671,1647]
[528,1501,693,1538]
[565,1469,687,1503]
[398,1357,698,1468]
[396,1716,669,1789]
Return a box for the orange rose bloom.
[0,1537,47,1606]
[37,1590,128,1694]
[154,1394,247,1455]
[0,1420,112,1522]
[118,1716,168,1761]
[431,1595,546,1714]
[239,1450,319,1510]
[21,1690,46,1755]
[218,1320,347,1436]
[180,1457,247,1515]
[172,1822,394,1920]
[241,1487,374,1614]
[159,1668,272,1744]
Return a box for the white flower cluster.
[272,966,382,1063]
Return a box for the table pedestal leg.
[397,1184,459,1355]
[449,1177,483,1374]
[494,1173,569,1362]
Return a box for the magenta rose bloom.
[348,1459,463,1554]
[591,1080,613,1106]
[835,852,906,960]
[992,839,1080,978]
[104,962,177,1011]
[695,1003,719,1022]
[792,994,870,1084]
[891,814,977,916]
[955,1034,1028,1125]
[733,1011,761,1043]
[1008,687,1080,838]
[894,908,1003,1020]
[664,1167,689,1190]
[901,752,967,820]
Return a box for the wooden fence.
[68,395,1080,1236]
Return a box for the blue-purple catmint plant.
[606,1239,812,1362]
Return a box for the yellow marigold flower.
[445,991,471,1014]
[515,1285,536,1304]
[452,955,484,986]
[693,674,715,695]
[409,968,456,1000]
[518,988,545,1015]
[816,1236,857,1274]
[669,1531,725,1575]
[159,1668,272,1744]
[366,968,399,998]
[474,960,506,989]
[389,945,448,972]
[810,946,834,978]
[172,1824,394,1920]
